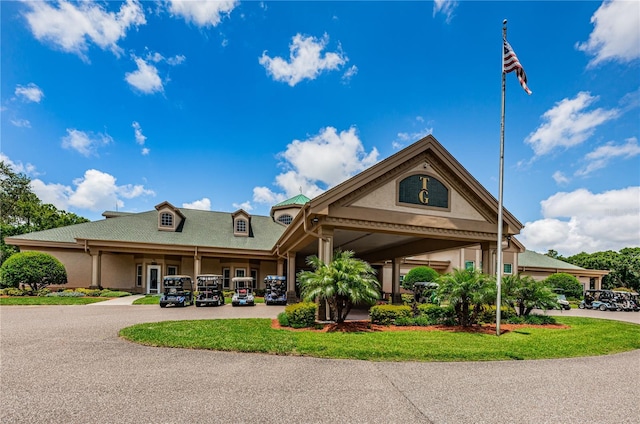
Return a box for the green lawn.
[0,296,108,305]
[119,316,640,361]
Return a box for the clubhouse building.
[6,136,607,300]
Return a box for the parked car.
[264,275,287,305]
[160,275,193,307]
[231,276,255,306]
[195,274,225,307]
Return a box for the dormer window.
[232,209,251,237]
[160,212,173,227]
[155,201,185,232]
[277,214,293,225]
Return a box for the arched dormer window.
[160,212,173,227]
[277,214,293,225]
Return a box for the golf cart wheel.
[160,303,166,308]
[599,304,607,311]
[578,303,585,309]
[195,302,201,307]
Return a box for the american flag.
[503,40,532,95]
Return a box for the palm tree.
[502,274,559,316]
[437,268,496,327]
[297,250,380,323]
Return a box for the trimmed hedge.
[284,302,317,328]
[370,304,412,325]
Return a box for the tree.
[544,273,583,299]
[502,274,558,316]
[0,251,67,291]
[1,161,89,265]
[437,268,495,327]
[297,250,380,323]
[401,266,439,291]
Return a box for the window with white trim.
[167,266,178,275]
[503,263,513,274]
[465,261,475,271]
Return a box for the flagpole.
[496,19,507,336]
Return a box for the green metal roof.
[8,208,285,251]
[518,250,584,270]
[273,194,310,207]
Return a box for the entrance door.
[147,265,161,294]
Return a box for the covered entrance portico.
[274,136,523,312]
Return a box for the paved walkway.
[1,303,638,423]
[88,294,146,305]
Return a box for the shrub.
[1,287,26,296]
[99,290,131,297]
[523,314,557,325]
[277,312,290,327]
[393,316,416,326]
[0,251,67,290]
[400,294,414,305]
[284,302,317,328]
[254,288,265,297]
[478,306,514,324]
[401,266,439,291]
[544,273,583,299]
[417,304,456,325]
[46,291,85,297]
[76,288,102,297]
[370,304,412,325]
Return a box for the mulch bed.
[271,319,569,335]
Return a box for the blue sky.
[1,0,639,256]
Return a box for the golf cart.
[231,276,255,306]
[413,282,439,304]
[579,289,619,311]
[195,274,225,307]
[612,290,640,312]
[553,289,571,310]
[264,275,287,305]
[159,275,193,307]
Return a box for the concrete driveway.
[1,304,639,424]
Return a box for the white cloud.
[252,126,378,205]
[167,0,237,27]
[393,127,434,150]
[141,147,150,156]
[61,129,113,157]
[0,153,37,176]
[15,83,44,103]
[576,0,640,67]
[183,198,212,211]
[31,169,155,213]
[10,119,31,128]
[433,0,458,23]
[259,33,348,87]
[132,121,146,145]
[145,51,186,66]
[576,137,640,176]
[23,0,146,61]
[342,65,358,83]
[518,187,640,255]
[125,57,163,93]
[232,201,253,212]
[525,92,619,157]
[552,171,570,185]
